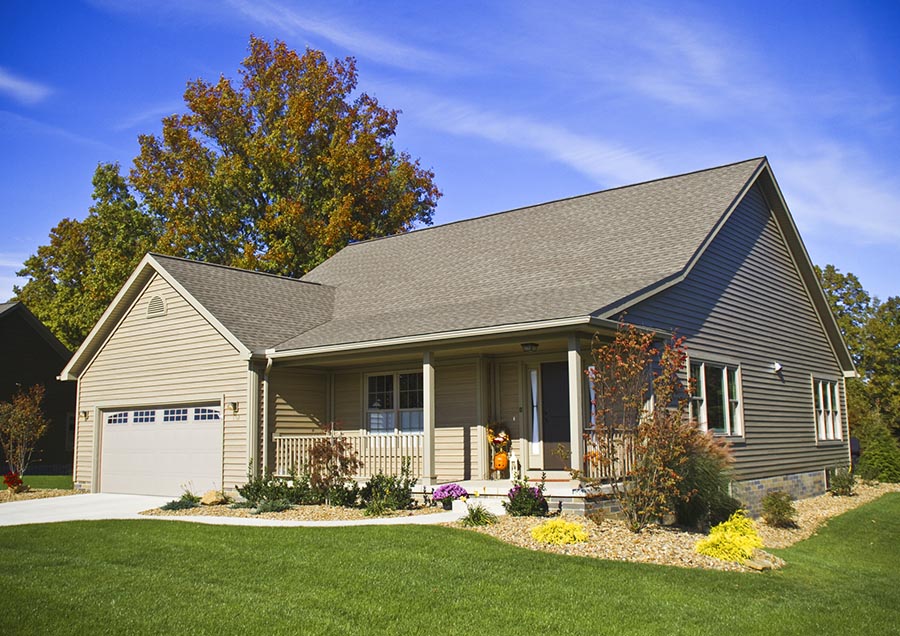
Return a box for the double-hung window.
[813,379,841,441]
[367,372,424,433]
[689,360,742,436]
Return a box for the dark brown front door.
[541,361,570,470]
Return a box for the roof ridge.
[342,156,767,249]
[149,253,327,287]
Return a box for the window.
[689,360,742,436]
[367,372,423,433]
[132,410,156,423]
[107,412,128,425]
[814,379,841,441]
[193,407,221,421]
[163,408,188,422]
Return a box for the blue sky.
[2,1,898,302]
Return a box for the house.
[60,157,853,511]
[1,302,76,474]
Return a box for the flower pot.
[441,499,453,510]
[493,451,509,471]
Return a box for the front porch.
[258,326,633,487]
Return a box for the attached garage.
[100,405,223,496]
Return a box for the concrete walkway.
[0,493,474,528]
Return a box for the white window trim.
[688,359,744,437]
[812,377,842,441]
[365,370,424,435]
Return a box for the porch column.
[261,358,272,476]
[567,335,584,475]
[423,352,436,485]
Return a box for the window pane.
[368,411,394,433]
[133,410,155,423]
[194,407,221,421]
[399,372,423,409]
[368,375,393,410]
[690,362,702,396]
[706,366,725,433]
[163,408,188,422]
[399,410,423,432]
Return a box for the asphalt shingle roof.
[151,158,764,353]
[278,158,764,351]
[151,254,334,352]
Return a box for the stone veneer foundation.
[731,470,828,516]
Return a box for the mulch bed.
[140,503,447,521]
[1,489,84,503]
[456,482,900,572]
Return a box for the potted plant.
[432,483,468,510]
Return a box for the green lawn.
[2,495,898,635]
[0,474,73,491]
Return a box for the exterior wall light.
[521,343,539,353]
[80,410,89,420]
[772,362,783,373]
[229,401,239,414]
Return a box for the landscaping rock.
[200,490,226,506]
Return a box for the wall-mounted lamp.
[229,402,239,415]
[521,343,539,353]
[772,362,783,373]
[80,410,89,420]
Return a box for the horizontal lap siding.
[76,274,248,490]
[333,372,361,430]
[435,363,478,482]
[627,185,848,480]
[497,362,525,460]
[271,369,328,436]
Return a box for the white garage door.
[101,405,223,497]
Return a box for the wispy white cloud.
[0,110,111,149]
[224,0,462,74]
[0,67,52,104]
[0,253,27,301]
[113,101,184,131]
[396,89,663,187]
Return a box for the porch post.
[423,351,436,485]
[567,335,584,476]
[261,358,272,476]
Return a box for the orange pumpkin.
[493,452,509,471]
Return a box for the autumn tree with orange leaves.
[17,37,441,347]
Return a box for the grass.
[1,495,898,635]
[0,474,73,491]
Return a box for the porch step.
[525,469,576,483]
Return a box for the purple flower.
[433,483,468,502]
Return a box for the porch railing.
[273,431,424,479]
[582,429,637,482]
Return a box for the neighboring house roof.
[0,301,71,360]
[60,156,855,379]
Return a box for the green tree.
[130,36,440,277]
[15,163,156,349]
[815,264,873,365]
[864,297,900,432]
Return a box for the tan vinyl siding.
[75,274,248,491]
[333,372,362,430]
[271,369,328,436]
[435,362,478,481]
[627,184,849,480]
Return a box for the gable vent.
[147,295,167,318]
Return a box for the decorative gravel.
[458,482,900,572]
[141,503,446,521]
[1,489,84,503]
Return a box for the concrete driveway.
[0,493,171,527]
[0,493,472,527]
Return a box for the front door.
[540,361,570,470]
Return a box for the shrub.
[327,482,359,508]
[503,475,549,517]
[761,490,797,528]
[3,471,24,493]
[161,491,201,511]
[828,467,856,496]
[230,500,256,509]
[857,437,900,483]
[0,384,50,478]
[460,504,498,527]
[236,465,314,506]
[363,496,389,517]
[674,431,740,529]
[308,433,362,505]
[432,483,468,505]
[360,459,416,511]
[531,518,589,545]
[254,498,292,514]
[695,510,762,563]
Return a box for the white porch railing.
[582,429,637,482]
[273,432,424,479]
